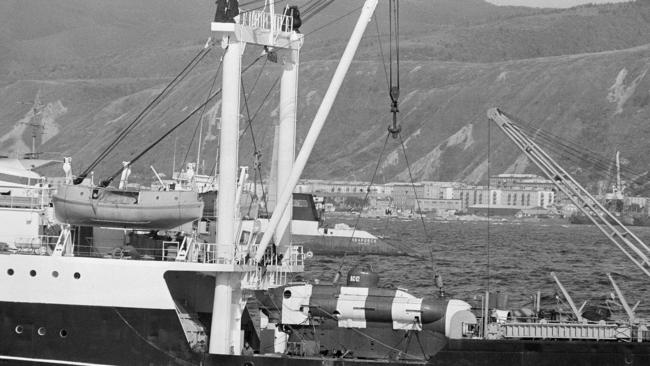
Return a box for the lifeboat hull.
[52,184,204,229]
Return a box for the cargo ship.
[2,1,650,366]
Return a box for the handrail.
[239,10,293,33]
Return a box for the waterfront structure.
[295,179,384,195]
[489,173,555,190]
[421,181,460,200]
[455,186,555,214]
[290,178,558,215]
[387,182,423,211]
[417,198,462,214]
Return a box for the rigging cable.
[387,0,442,284]
[518,125,645,179]
[113,308,197,366]
[240,61,270,216]
[99,48,254,186]
[333,3,406,280]
[101,81,224,186]
[487,116,492,295]
[245,75,282,213]
[313,306,426,361]
[387,0,401,138]
[81,2,376,187]
[301,0,335,23]
[202,52,274,191]
[333,132,392,282]
[397,132,431,243]
[240,57,270,216]
[500,111,646,180]
[180,54,224,173]
[372,10,393,239]
[374,12,390,91]
[302,4,365,38]
[75,45,212,184]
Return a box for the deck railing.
[239,9,293,33]
[2,235,59,255]
[0,184,52,210]
[5,231,304,279]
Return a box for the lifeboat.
[52,184,204,229]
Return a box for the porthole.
[59,329,68,338]
[174,196,178,200]
[30,270,36,277]
[52,271,59,278]
[7,268,14,276]
[14,325,23,334]
[283,290,292,299]
[73,272,81,279]
[156,196,160,200]
[37,327,46,336]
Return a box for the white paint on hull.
[0,354,116,366]
[0,254,236,309]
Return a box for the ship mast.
[254,0,380,263]
[616,150,623,199]
[209,0,303,355]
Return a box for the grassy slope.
[1,0,650,189]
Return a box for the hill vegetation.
[1,0,650,193]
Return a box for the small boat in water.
[52,184,203,229]
[290,193,405,255]
[210,191,404,255]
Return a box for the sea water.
[304,217,650,316]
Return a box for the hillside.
[1,0,650,191]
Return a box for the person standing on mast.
[214,0,239,23]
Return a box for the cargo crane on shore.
[487,108,650,279]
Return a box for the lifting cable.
[199,53,268,190]
[240,61,268,215]
[334,1,416,282]
[77,2,372,187]
[519,125,644,179]
[501,111,621,175]
[333,131,392,282]
[75,45,212,184]
[100,80,224,186]
[314,307,427,362]
[180,55,223,173]
[387,0,401,138]
[385,0,440,281]
[242,75,282,215]
[501,111,646,182]
[102,52,267,187]
[301,0,335,23]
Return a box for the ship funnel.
[346,265,379,287]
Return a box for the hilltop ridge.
[1,0,650,193]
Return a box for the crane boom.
[487,107,650,278]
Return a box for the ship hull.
[0,301,203,366]
[292,233,404,255]
[205,342,650,366]
[3,301,650,366]
[4,341,647,366]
